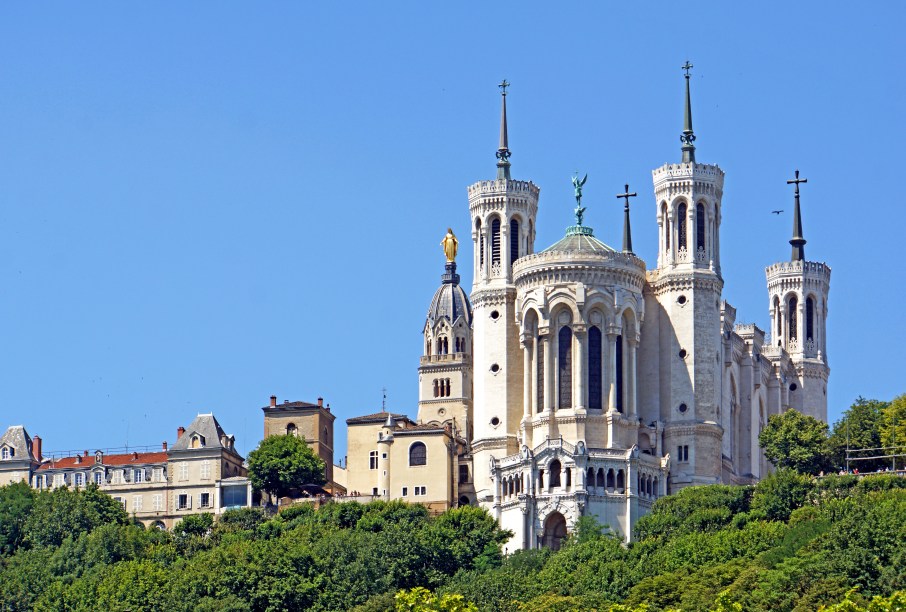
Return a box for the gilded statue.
[441,227,458,262]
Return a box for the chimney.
[317,397,324,408]
[162,441,168,451]
[270,395,277,408]
[32,435,42,462]
[84,450,89,457]
[177,426,185,439]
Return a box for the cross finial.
[787,169,808,261]
[617,183,638,253]
[498,79,510,95]
[682,61,693,78]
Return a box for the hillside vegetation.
[0,471,904,611]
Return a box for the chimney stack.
[270,395,277,408]
[32,435,42,462]
[177,426,185,439]
[84,450,89,457]
[317,397,324,408]
[162,441,168,451]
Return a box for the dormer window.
[1,447,10,460]
[190,435,202,449]
[95,451,103,464]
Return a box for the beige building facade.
[0,414,251,529]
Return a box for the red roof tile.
[38,451,169,470]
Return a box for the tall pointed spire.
[680,61,696,163]
[496,80,511,180]
[787,169,808,261]
[617,184,637,253]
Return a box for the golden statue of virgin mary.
[441,228,458,262]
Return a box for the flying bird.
[771,210,784,215]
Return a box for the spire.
[680,61,696,163]
[496,80,511,180]
[617,184,637,253]
[787,169,808,261]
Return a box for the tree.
[247,434,326,500]
[759,409,831,475]
[880,394,906,470]
[0,481,35,556]
[395,587,478,612]
[827,398,888,473]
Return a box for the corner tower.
[418,231,474,436]
[469,81,540,504]
[765,171,830,422]
[647,62,725,489]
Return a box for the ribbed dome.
[541,228,616,254]
[427,282,473,327]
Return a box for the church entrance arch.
[542,512,568,551]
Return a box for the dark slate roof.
[0,426,35,462]
[170,414,232,452]
[541,231,616,254]
[346,412,410,425]
[262,400,320,412]
[426,283,473,328]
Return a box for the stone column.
[541,328,553,412]
[628,337,638,416]
[606,331,618,412]
[522,338,532,419]
[530,334,539,414]
[574,328,586,410]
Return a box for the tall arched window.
[615,335,624,412]
[426,339,431,356]
[549,460,562,487]
[286,423,297,436]
[409,442,427,466]
[476,218,484,269]
[491,218,501,265]
[558,326,572,409]
[510,218,519,264]
[536,335,545,413]
[677,203,688,250]
[774,296,781,343]
[788,296,798,342]
[433,379,439,398]
[806,297,815,341]
[696,203,705,251]
[588,326,603,410]
[662,203,670,251]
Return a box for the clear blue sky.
[1,3,904,461]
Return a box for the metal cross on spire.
[682,60,693,78]
[617,184,638,253]
[680,61,696,163]
[498,79,510,95]
[787,169,808,261]
[496,80,511,179]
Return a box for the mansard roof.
[170,413,235,452]
[346,412,410,425]
[0,426,36,462]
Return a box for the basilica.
[406,69,831,549]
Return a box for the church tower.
[469,82,540,503]
[765,171,830,422]
[647,63,725,489]
[418,236,474,436]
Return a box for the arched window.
[653,477,659,497]
[542,512,568,551]
[409,442,427,466]
[538,469,544,489]
[774,296,781,343]
[586,467,595,489]
[433,379,439,398]
[663,203,670,250]
[426,339,431,355]
[476,218,484,269]
[190,436,201,449]
[549,460,562,488]
[510,218,519,264]
[615,335,624,412]
[446,379,451,396]
[677,202,688,250]
[491,218,501,265]
[565,467,571,487]
[558,326,573,409]
[588,326,603,410]
[617,469,625,493]
[606,469,615,491]
[788,296,798,342]
[596,468,605,489]
[286,423,297,437]
[0,447,8,460]
[696,203,705,251]
[536,335,545,412]
[806,297,814,341]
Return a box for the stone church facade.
[411,72,830,549]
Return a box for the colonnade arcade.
[520,302,640,417]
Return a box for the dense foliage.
[1,474,903,611]
[247,433,327,499]
[759,409,831,475]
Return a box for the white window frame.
[132,495,143,511]
[200,491,211,508]
[1,447,9,460]
[133,469,144,484]
[401,487,408,497]
[178,463,189,481]
[112,470,124,485]
[369,451,378,470]
[152,494,163,511]
[94,471,103,485]
[152,467,164,483]
[200,461,211,480]
[177,493,190,510]
[54,473,65,487]
[74,472,84,487]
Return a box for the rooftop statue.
[572,173,588,226]
[441,228,458,262]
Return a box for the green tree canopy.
[880,394,906,470]
[759,409,831,475]
[0,481,35,556]
[247,434,326,499]
[827,397,888,472]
